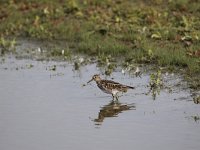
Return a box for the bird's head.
[87,74,101,83]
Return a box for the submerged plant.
[0,37,16,55]
[150,70,163,88]
[105,63,117,76]
[147,70,163,100]
[193,96,200,104]
[73,56,86,71]
[134,66,142,77]
[97,53,117,76]
[49,65,56,71]
[191,115,200,122]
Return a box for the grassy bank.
[0,0,200,88]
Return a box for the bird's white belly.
[111,89,119,96]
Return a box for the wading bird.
[87,74,135,100]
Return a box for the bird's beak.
[87,78,93,84]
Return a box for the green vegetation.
[0,0,200,88]
[0,37,16,54]
[193,95,200,104]
[147,70,163,100]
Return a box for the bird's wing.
[101,80,125,90]
[101,80,134,91]
[101,80,120,87]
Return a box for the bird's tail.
[126,85,135,89]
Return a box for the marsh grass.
[77,33,131,56]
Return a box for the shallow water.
[0,55,200,150]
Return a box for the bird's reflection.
[93,100,135,126]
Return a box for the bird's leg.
[112,94,115,101]
[112,94,119,101]
[116,95,119,101]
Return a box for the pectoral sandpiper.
[87,74,135,100]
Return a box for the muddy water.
[0,56,200,150]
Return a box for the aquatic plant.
[193,96,200,104]
[0,37,16,54]
[191,115,200,122]
[147,70,163,100]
